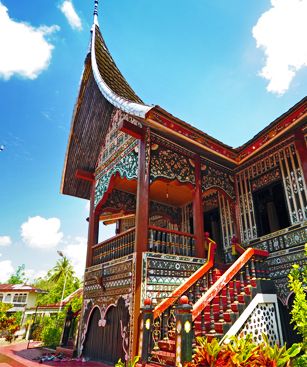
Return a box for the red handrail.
[232,242,268,257]
[191,246,269,320]
[92,227,135,249]
[148,225,195,238]
[153,239,217,319]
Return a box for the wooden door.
[83,298,129,363]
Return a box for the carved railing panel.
[245,222,307,303]
[92,228,135,265]
[148,226,195,256]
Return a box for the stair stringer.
[220,293,284,346]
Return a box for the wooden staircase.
[139,241,272,367]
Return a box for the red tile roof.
[0,284,47,293]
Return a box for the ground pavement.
[0,341,109,367]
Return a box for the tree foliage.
[0,302,20,342]
[34,256,81,306]
[288,244,307,365]
[7,264,26,284]
[288,244,307,346]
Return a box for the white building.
[0,284,46,312]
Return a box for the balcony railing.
[92,227,135,265]
[92,226,196,266]
[148,226,196,256]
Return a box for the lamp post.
[57,250,68,312]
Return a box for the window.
[4,293,12,302]
[0,294,3,302]
[253,181,290,237]
[13,293,27,304]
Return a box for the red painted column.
[193,156,205,258]
[132,129,150,357]
[294,129,307,183]
[86,183,99,268]
[233,175,242,243]
[135,133,150,252]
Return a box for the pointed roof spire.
[93,0,99,25]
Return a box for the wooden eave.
[61,57,114,199]
[145,97,307,166]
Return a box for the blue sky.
[0,0,306,282]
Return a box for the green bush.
[41,317,63,349]
[288,245,307,346]
[288,243,307,365]
[0,302,20,342]
[293,353,307,367]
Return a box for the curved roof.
[61,6,307,200]
[91,23,152,118]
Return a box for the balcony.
[92,226,195,265]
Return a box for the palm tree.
[49,256,74,283]
[49,255,74,310]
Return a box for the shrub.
[288,244,307,366]
[288,244,307,348]
[0,302,20,342]
[184,334,301,367]
[115,356,140,367]
[41,316,63,349]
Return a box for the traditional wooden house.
[61,2,307,365]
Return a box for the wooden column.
[132,129,150,357]
[193,157,205,258]
[233,174,242,243]
[86,183,99,268]
[294,129,307,183]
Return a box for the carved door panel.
[83,308,104,361]
[83,298,129,363]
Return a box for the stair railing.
[153,236,217,319]
[138,236,217,364]
[191,245,269,321]
[139,241,269,365]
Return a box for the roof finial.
[93,0,99,25]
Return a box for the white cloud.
[62,236,87,278]
[0,259,14,282]
[252,0,307,94]
[0,235,11,246]
[85,201,90,213]
[21,216,63,249]
[0,3,59,80]
[24,268,47,282]
[60,1,82,31]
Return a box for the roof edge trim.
[91,24,152,118]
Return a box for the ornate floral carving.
[201,164,235,200]
[203,192,218,212]
[96,109,141,170]
[250,168,281,192]
[150,145,195,185]
[95,147,138,207]
[101,189,136,214]
[150,202,182,224]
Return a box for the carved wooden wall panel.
[236,141,307,241]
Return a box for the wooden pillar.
[233,174,242,243]
[193,156,205,258]
[86,183,99,268]
[132,129,150,357]
[294,129,307,183]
